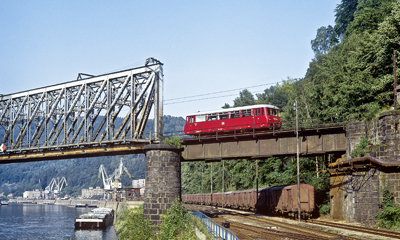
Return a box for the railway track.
[186,204,395,239]
[307,219,400,239]
[193,205,359,240]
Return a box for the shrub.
[350,137,369,158]
[318,202,330,216]
[115,205,154,240]
[157,199,197,240]
[164,135,183,149]
[115,200,207,240]
[375,177,400,229]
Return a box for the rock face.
[331,110,400,225]
[143,144,182,225]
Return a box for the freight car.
[182,184,315,218]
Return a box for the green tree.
[334,0,359,37]
[311,25,337,55]
[255,85,288,110]
[345,0,395,35]
[231,89,255,107]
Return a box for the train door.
[185,116,195,133]
[253,108,264,128]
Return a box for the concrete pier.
[143,144,182,225]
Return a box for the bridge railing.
[188,209,238,240]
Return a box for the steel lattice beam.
[0,58,163,156]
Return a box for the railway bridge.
[181,121,346,162]
[0,58,163,164]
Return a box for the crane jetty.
[74,207,114,229]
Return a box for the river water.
[0,203,118,240]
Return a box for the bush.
[350,137,369,159]
[164,135,183,149]
[115,200,207,240]
[115,205,154,240]
[158,199,197,240]
[375,177,400,229]
[318,202,330,216]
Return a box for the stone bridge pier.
[330,110,400,225]
[143,144,182,225]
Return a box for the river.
[0,203,118,240]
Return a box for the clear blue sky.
[0,1,340,118]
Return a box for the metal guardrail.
[189,210,238,240]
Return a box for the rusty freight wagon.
[182,184,315,218]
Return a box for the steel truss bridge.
[0,58,163,163]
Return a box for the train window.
[207,113,217,121]
[218,112,229,120]
[196,115,205,122]
[262,108,265,115]
[230,110,240,119]
[186,116,193,123]
[241,109,252,117]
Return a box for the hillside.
[181,0,400,215]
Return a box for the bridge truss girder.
[0,59,163,156]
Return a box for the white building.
[23,189,42,199]
[81,186,104,199]
[132,179,145,188]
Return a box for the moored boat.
[74,207,114,229]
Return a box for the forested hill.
[0,115,185,198]
[222,0,400,122]
[181,0,400,214]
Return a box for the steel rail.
[307,219,400,239]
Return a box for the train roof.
[187,104,279,116]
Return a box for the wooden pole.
[395,49,397,108]
[222,160,224,208]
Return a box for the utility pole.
[395,49,397,108]
[222,160,224,208]
[256,159,259,213]
[294,100,301,222]
[201,168,203,194]
[211,162,213,206]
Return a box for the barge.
[74,207,114,229]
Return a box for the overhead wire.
[164,81,282,102]
[164,80,283,105]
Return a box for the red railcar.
[184,104,281,135]
[182,184,315,218]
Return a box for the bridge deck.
[181,126,346,161]
[0,140,149,164]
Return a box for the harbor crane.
[98,164,114,190]
[98,160,132,191]
[44,177,67,198]
[113,159,132,190]
[54,177,67,194]
[45,178,57,194]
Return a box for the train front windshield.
[267,108,279,117]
